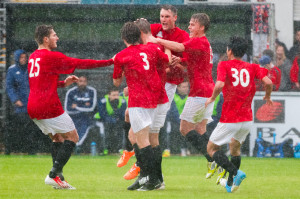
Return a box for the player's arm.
[262,76,273,105]
[205,81,224,108]
[112,53,123,87]
[165,48,172,65]
[49,52,114,74]
[156,38,185,53]
[113,73,124,87]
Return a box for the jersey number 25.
[29,58,40,77]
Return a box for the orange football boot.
[117,150,135,167]
[123,163,140,180]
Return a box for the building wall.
[268,0,294,49]
[195,0,294,50]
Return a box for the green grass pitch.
[0,155,299,199]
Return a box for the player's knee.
[207,142,213,157]
[65,129,79,143]
[180,125,187,136]
[128,129,136,145]
[51,134,64,142]
[149,133,159,147]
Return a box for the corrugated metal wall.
[294,0,300,21]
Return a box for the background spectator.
[98,86,126,154]
[252,0,269,58]
[275,44,292,91]
[6,49,49,154]
[64,76,97,154]
[256,54,281,91]
[288,28,300,61]
[166,81,189,156]
[290,47,300,90]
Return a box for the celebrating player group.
[27,4,272,193]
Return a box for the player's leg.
[135,126,160,191]
[226,138,241,187]
[118,108,135,167]
[180,97,215,177]
[127,108,160,191]
[148,103,169,187]
[33,112,78,189]
[208,122,246,193]
[124,128,141,180]
[228,122,251,192]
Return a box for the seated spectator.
[256,55,281,91]
[290,48,300,90]
[64,76,97,153]
[275,44,292,91]
[98,86,126,154]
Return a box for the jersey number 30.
[231,68,250,87]
[29,58,40,77]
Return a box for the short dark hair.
[191,13,210,32]
[35,25,53,45]
[134,18,151,34]
[227,36,248,58]
[161,5,177,16]
[262,49,274,61]
[108,86,119,95]
[121,22,141,45]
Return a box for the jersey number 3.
[29,58,40,77]
[140,53,150,70]
[231,68,250,87]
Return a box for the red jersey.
[217,60,268,123]
[113,44,169,108]
[183,36,215,97]
[147,42,168,104]
[151,24,190,85]
[290,56,299,83]
[256,65,281,91]
[27,49,113,119]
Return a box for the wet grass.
[0,155,299,199]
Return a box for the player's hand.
[71,103,77,109]
[165,67,171,73]
[123,87,129,97]
[171,55,181,66]
[15,100,23,107]
[64,75,79,87]
[263,96,273,106]
[205,97,214,108]
[151,37,160,44]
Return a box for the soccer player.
[113,22,170,191]
[27,25,114,189]
[154,13,218,177]
[120,4,191,181]
[205,36,273,193]
[125,18,171,191]
[151,5,189,117]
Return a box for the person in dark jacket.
[65,76,98,153]
[5,49,48,154]
[98,86,126,154]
